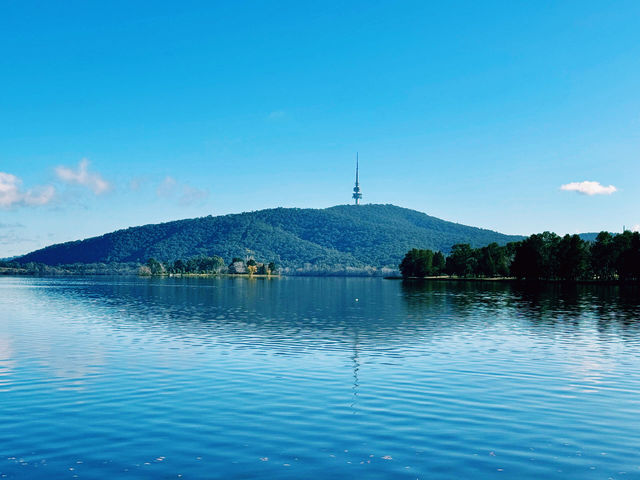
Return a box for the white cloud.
[0,173,25,207]
[156,176,209,206]
[0,172,55,208]
[560,181,617,196]
[55,159,111,194]
[632,224,640,233]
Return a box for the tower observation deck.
[352,153,362,205]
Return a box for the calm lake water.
[1,276,639,479]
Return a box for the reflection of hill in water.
[46,277,428,353]
[36,277,640,353]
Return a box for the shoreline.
[1,270,637,285]
[145,273,280,278]
[394,276,637,285]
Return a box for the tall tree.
[432,251,446,275]
[399,249,436,278]
[511,232,561,280]
[557,234,589,280]
[591,232,616,280]
[616,231,640,280]
[146,258,165,275]
[445,244,476,277]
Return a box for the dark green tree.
[511,232,561,280]
[172,259,186,274]
[616,231,640,280]
[399,249,436,278]
[476,242,508,277]
[445,244,476,277]
[199,255,225,273]
[146,258,165,275]
[591,232,616,280]
[432,251,446,275]
[556,234,589,280]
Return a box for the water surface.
[1,276,639,479]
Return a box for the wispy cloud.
[0,230,34,246]
[0,172,55,208]
[179,185,209,206]
[267,110,286,121]
[156,176,209,206]
[55,159,111,195]
[560,181,617,196]
[156,176,178,198]
[0,222,25,229]
[129,176,148,191]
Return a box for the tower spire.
[352,153,362,205]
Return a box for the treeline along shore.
[0,256,280,277]
[400,230,640,282]
[138,256,278,276]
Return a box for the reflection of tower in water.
[351,329,359,412]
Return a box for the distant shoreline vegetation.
[0,257,391,277]
[0,261,140,276]
[137,256,279,277]
[399,231,640,282]
[3,230,639,282]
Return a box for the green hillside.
[18,204,523,270]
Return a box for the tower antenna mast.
[352,153,362,205]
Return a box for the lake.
[1,276,639,479]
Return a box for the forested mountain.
[18,204,523,271]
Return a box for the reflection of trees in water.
[40,277,640,353]
[512,283,640,336]
[590,285,640,338]
[0,336,16,385]
[48,277,445,351]
[400,280,513,316]
[400,279,640,340]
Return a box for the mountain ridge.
[18,204,524,270]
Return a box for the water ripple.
[0,276,639,479]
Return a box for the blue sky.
[1,1,639,257]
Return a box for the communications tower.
[352,153,362,205]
